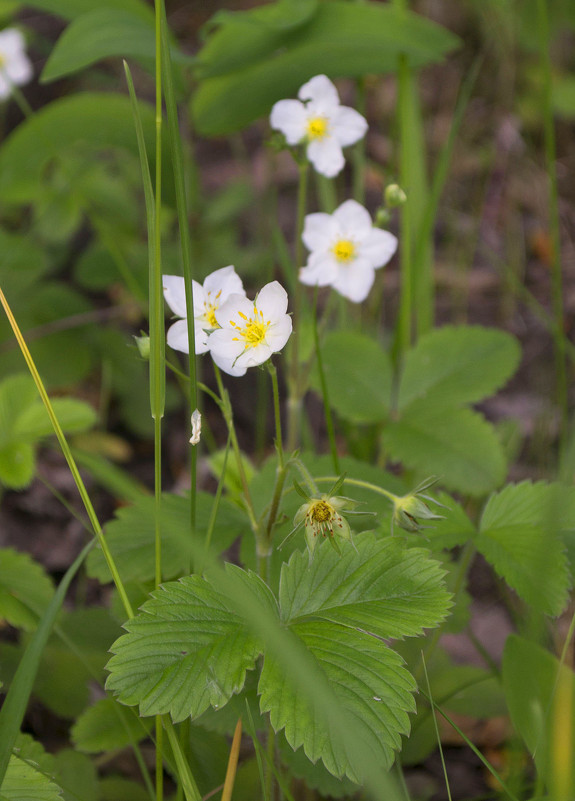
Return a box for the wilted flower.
[270,74,367,178]
[0,28,32,100]
[392,477,448,533]
[189,409,201,446]
[208,281,292,377]
[281,475,367,559]
[299,199,398,302]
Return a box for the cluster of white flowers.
[163,74,399,376]
[0,28,32,101]
[163,267,292,377]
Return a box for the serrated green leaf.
[0,550,54,631]
[477,482,572,615]
[0,93,173,205]
[384,403,506,496]
[106,567,277,722]
[192,1,459,135]
[71,697,152,753]
[503,635,575,792]
[397,326,520,411]
[86,492,248,584]
[278,733,359,798]
[260,619,415,781]
[0,755,62,801]
[279,534,451,638]
[309,331,392,424]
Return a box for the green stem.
[267,361,284,469]
[395,54,413,362]
[313,475,398,504]
[163,717,202,801]
[312,289,340,474]
[537,0,568,448]
[286,162,309,452]
[0,287,133,620]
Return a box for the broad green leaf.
[477,482,572,615]
[53,751,97,801]
[0,549,54,631]
[106,566,277,721]
[397,326,521,411]
[86,491,248,584]
[0,230,49,296]
[15,398,97,441]
[41,9,189,83]
[0,94,173,205]
[260,619,415,781]
[0,442,35,489]
[503,635,575,793]
[22,0,152,23]
[0,755,62,801]
[278,734,359,798]
[71,697,152,753]
[417,491,476,551]
[384,403,506,495]
[279,535,451,638]
[192,2,459,135]
[99,778,149,801]
[310,331,392,424]
[0,375,37,447]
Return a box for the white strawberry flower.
[163,265,245,356]
[0,28,32,100]
[270,74,367,178]
[208,281,292,376]
[299,199,398,303]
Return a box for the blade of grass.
[0,539,94,787]
[421,653,452,801]
[221,718,242,801]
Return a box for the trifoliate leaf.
[106,566,277,722]
[477,482,572,615]
[383,403,506,495]
[0,549,55,631]
[397,326,520,411]
[279,534,452,638]
[71,697,152,753]
[86,491,248,584]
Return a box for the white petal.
[6,53,32,85]
[332,259,376,303]
[167,319,190,354]
[0,74,11,100]
[299,253,338,286]
[236,342,272,369]
[214,294,254,329]
[302,212,338,253]
[306,137,345,178]
[192,319,210,354]
[255,281,288,321]
[203,264,244,300]
[359,228,398,268]
[333,199,373,237]
[298,74,339,113]
[208,327,246,361]
[162,275,188,318]
[270,99,307,145]
[211,350,247,377]
[331,105,368,147]
[267,315,293,353]
[0,29,26,58]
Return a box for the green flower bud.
[385,183,407,208]
[392,477,448,533]
[134,333,150,360]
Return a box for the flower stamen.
[332,239,356,263]
[307,116,328,140]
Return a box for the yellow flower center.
[205,305,219,329]
[332,240,356,262]
[230,307,270,349]
[307,116,328,140]
[309,500,334,523]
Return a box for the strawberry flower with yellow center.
[0,28,32,101]
[163,265,245,368]
[270,74,367,178]
[299,199,398,303]
[208,281,292,376]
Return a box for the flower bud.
[385,183,407,208]
[134,334,150,360]
[392,477,448,533]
